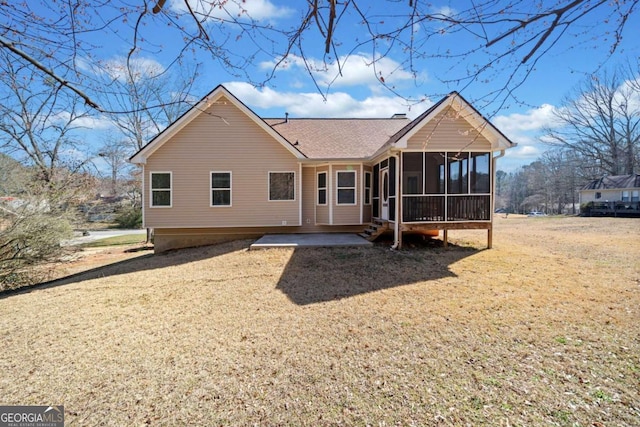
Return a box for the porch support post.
[443,229,448,248]
[487,227,493,249]
[394,151,402,249]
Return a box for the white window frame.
[317,171,327,206]
[210,171,232,207]
[336,170,357,206]
[364,171,372,205]
[150,171,172,208]
[268,171,296,201]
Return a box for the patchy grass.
[0,217,638,426]
[81,234,146,248]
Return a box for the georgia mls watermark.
[0,406,64,427]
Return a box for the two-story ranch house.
[130,85,515,252]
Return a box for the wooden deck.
[582,201,640,217]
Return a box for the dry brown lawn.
[0,216,638,426]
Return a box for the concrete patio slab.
[250,233,372,249]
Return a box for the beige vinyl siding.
[332,165,361,225]
[300,167,316,231]
[315,165,330,224]
[580,189,632,203]
[144,96,300,228]
[407,106,492,151]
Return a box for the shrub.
[114,206,142,229]
[0,211,73,289]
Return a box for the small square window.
[269,172,295,201]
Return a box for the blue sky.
[71,0,640,172]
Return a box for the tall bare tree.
[0,50,93,205]
[544,70,640,176]
[90,58,199,151]
[97,137,132,197]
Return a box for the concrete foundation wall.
[153,226,366,253]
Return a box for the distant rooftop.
[581,174,640,190]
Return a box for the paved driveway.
[62,229,146,246]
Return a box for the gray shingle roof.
[264,117,410,159]
[582,174,640,190]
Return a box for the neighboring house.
[579,174,640,217]
[130,85,516,252]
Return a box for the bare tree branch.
[0,37,101,110]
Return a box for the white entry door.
[380,168,389,220]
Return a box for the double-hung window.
[364,171,372,205]
[211,172,231,206]
[317,172,327,205]
[269,172,295,201]
[337,171,356,205]
[150,172,172,207]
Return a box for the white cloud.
[433,5,457,17]
[74,115,115,130]
[102,57,165,82]
[50,111,114,130]
[260,53,421,89]
[77,56,166,83]
[223,81,431,119]
[492,104,559,136]
[171,0,293,21]
[490,104,564,171]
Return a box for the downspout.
[392,151,401,249]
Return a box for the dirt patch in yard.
[0,217,638,426]
[5,245,153,292]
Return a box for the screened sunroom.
[400,151,492,223]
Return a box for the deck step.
[361,220,389,241]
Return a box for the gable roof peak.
[130,84,305,164]
[384,90,515,151]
